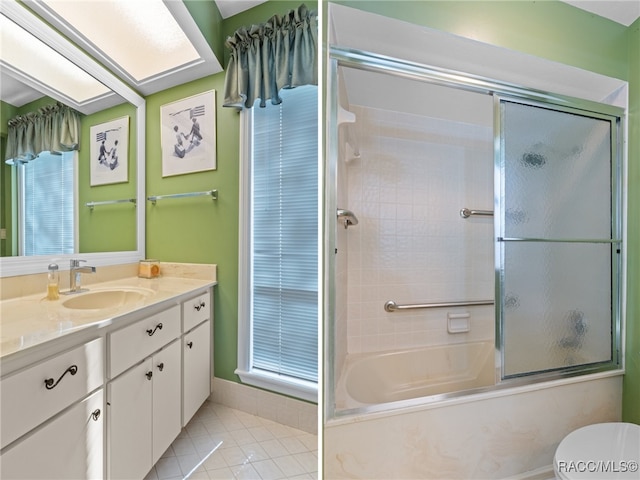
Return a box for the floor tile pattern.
[144,401,318,480]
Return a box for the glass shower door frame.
[494,94,624,381]
[325,46,627,419]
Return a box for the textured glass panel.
[503,102,612,239]
[502,242,612,377]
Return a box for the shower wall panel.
[345,103,493,354]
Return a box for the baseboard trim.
[210,377,318,434]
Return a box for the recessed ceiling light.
[0,14,110,104]
[40,0,202,82]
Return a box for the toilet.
[554,423,640,479]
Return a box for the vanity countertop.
[0,264,217,362]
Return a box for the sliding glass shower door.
[497,99,622,378]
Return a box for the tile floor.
[144,400,318,480]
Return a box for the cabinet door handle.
[187,341,193,349]
[157,362,164,372]
[91,409,101,421]
[194,301,206,311]
[44,365,78,390]
[146,323,163,336]
[145,371,153,380]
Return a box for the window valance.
[223,4,317,109]
[5,102,81,165]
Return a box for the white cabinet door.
[152,340,181,464]
[183,320,211,426]
[108,359,152,480]
[0,389,104,479]
[0,337,104,449]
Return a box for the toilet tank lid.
[555,422,640,467]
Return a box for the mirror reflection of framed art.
[90,116,129,186]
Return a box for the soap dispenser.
[47,263,60,300]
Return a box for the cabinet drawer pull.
[146,323,163,336]
[91,409,101,421]
[145,371,153,380]
[194,301,206,311]
[157,362,164,372]
[187,341,193,349]
[44,365,78,390]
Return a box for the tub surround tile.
[324,376,622,479]
[341,104,494,356]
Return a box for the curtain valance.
[223,4,317,109]
[5,102,81,164]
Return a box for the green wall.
[331,0,629,79]
[145,72,240,381]
[623,16,640,424]
[145,0,316,384]
[183,0,225,65]
[327,0,638,421]
[145,1,318,385]
[79,103,138,253]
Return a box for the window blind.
[251,85,318,383]
[22,151,74,255]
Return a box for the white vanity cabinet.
[182,292,212,426]
[0,338,105,479]
[183,318,211,425]
[0,389,104,479]
[0,281,215,480]
[107,307,182,480]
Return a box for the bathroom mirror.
[0,2,145,276]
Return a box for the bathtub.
[335,341,496,410]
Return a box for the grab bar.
[385,299,494,312]
[460,208,493,218]
[337,209,359,229]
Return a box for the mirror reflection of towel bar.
[86,198,136,211]
[385,299,494,312]
[460,208,493,218]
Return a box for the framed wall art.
[160,90,216,177]
[90,116,129,186]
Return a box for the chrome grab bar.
[385,299,494,312]
[337,209,359,229]
[460,208,493,218]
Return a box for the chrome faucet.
[68,259,96,293]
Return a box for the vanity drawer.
[182,292,211,332]
[0,337,104,449]
[109,305,180,378]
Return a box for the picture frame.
[89,116,129,186]
[160,90,216,177]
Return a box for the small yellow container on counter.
[139,259,160,278]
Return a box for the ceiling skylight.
[0,14,110,104]
[40,0,202,82]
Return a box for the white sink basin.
[62,287,154,310]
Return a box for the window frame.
[236,90,319,403]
